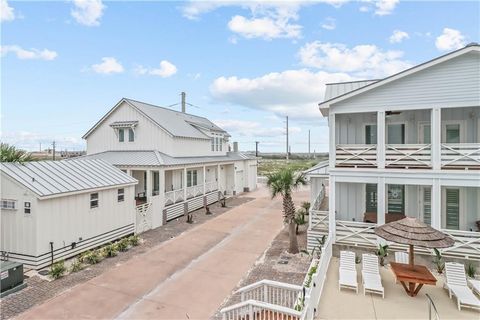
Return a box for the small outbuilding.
[0,159,137,269]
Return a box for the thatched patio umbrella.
[375,217,455,267]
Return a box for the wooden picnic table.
[390,262,437,297]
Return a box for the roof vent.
[466,42,479,47]
[32,177,35,182]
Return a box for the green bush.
[83,250,101,264]
[49,260,66,279]
[103,243,118,257]
[432,248,445,274]
[466,263,477,279]
[70,259,84,273]
[375,244,389,266]
[128,235,140,247]
[116,238,130,252]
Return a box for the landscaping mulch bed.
[213,223,312,319]
[0,196,253,320]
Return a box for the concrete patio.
[318,257,479,319]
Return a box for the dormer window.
[110,121,138,143]
[211,133,223,152]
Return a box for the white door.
[235,171,244,194]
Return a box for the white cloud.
[210,69,355,121]
[0,131,84,151]
[389,30,409,43]
[0,45,57,60]
[1,0,14,22]
[321,17,336,30]
[298,41,412,78]
[71,0,105,26]
[214,119,301,138]
[374,0,398,16]
[134,60,177,78]
[91,57,124,74]
[228,14,301,40]
[435,28,466,51]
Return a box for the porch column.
[203,166,206,194]
[126,169,132,176]
[377,111,386,169]
[145,170,152,201]
[233,164,237,195]
[431,179,441,229]
[329,175,336,243]
[217,164,221,192]
[431,107,442,170]
[183,167,187,200]
[377,178,386,225]
[328,113,336,168]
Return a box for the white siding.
[332,52,480,113]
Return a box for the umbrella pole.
[409,244,414,267]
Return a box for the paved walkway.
[17,187,305,320]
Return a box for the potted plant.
[375,244,389,266]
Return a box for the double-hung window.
[90,193,99,209]
[119,129,125,142]
[365,125,377,144]
[1,200,16,210]
[187,170,198,187]
[24,202,31,214]
[128,128,135,142]
[117,189,125,202]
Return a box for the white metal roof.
[79,151,256,167]
[83,98,229,140]
[324,80,378,101]
[1,159,137,198]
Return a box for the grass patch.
[258,159,323,176]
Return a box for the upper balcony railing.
[335,144,377,168]
[385,144,431,169]
[441,143,480,169]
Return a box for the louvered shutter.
[445,189,460,230]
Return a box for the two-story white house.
[81,98,258,233]
[308,43,480,261]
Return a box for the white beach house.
[81,98,258,233]
[308,43,480,261]
[0,159,137,269]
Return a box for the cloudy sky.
[1,0,479,153]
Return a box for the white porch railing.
[336,220,377,247]
[135,202,151,214]
[385,144,431,168]
[221,300,302,320]
[440,229,480,261]
[309,210,329,233]
[237,280,303,309]
[205,181,218,193]
[186,184,204,199]
[441,143,480,169]
[135,202,152,234]
[164,188,184,206]
[335,144,377,168]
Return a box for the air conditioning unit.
[1,261,27,297]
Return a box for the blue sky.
[1,0,479,153]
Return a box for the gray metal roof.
[324,80,378,101]
[79,151,256,167]
[304,160,329,177]
[1,159,137,198]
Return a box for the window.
[90,193,99,209]
[211,134,223,151]
[187,170,198,187]
[365,125,377,144]
[119,129,125,142]
[152,171,159,196]
[117,189,125,202]
[387,124,405,144]
[421,124,431,144]
[446,124,460,143]
[423,188,431,225]
[365,184,377,212]
[211,137,215,151]
[388,184,405,213]
[445,189,460,230]
[1,200,16,210]
[219,137,222,151]
[128,128,134,142]
[24,202,31,214]
[215,137,219,151]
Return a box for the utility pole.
[181,92,186,113]
[286,116,289,161]
[39,142,42,152]
[255,141,259,157]
[308,129,311,158]
[52,141,56,161]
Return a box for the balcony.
[441,143,480,170]
[385,144,431,169]
[335,144,377,168]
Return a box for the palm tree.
[0,143,34,162]
[267,168,307,254]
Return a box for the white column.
[217,164,221,192]
[329,112,336,169]
[377,177,386,225]
[232,165,237,195]
[145,170,152,201]
[377,111,386,169]
[329,175,336,243]
[183,167,187,200]
[203,166,206,194]
[431,107,441,170]
[431,179,441,229]
[126,169,132,176]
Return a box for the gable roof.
[1,159,137,198]
[82,98,229,140]
[319,43,480,116]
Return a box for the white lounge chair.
[444,262,480,311]
[468,279,480,296]
[394,251,409,264]
[362,254,384,298]
[338,251,358,293]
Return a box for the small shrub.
[301,202,310,214]
[84,250,101,264]
[432,248,445,274]
[375,244,389,266]
[466,263,477,279]
[128,235,140,247]
[49,260,66,279]
[304,264,318,288]
[116,238,130,252]
[70,259,84,273]
[103,243,118,257]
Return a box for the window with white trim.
[117,189,125,202]
[187,170,198,187]
[24,202,31,214]
[1,200,16,210]
[119,129,125,142]
[90,193,99,209]
[211,134,223,152]
[128,128,135,142]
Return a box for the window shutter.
[423,188,431,225]
[366,184,377,212]
[445,189,460,230]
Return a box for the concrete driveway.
[17,187,309,320]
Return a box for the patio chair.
[468,279,480,296]
[338,251,358,293]
[444,262,480,311]
[394,251,409,264]
[362,254,385,298]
